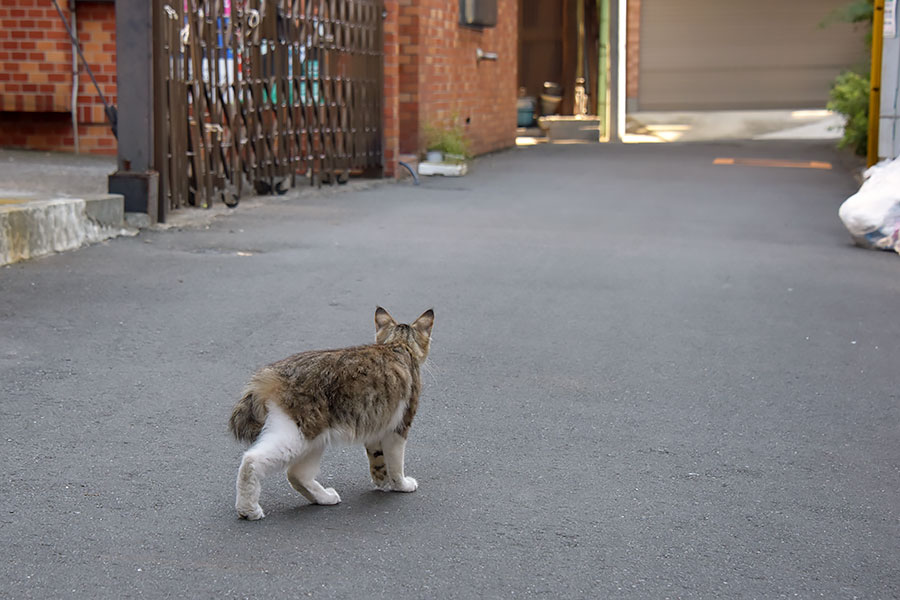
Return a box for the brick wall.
[626,0,640,106]
[3,1,516,169]
[387,0,518,164]
[397,0,420,155]
[383,0,400,176]
[0,0,116,154]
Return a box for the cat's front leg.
[381,431,417,492]
[365,443,389,488]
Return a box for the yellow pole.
[868,0,885,167]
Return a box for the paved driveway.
[1,140,897,598]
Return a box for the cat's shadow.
[356,488,404,507]
[269,486,414,523]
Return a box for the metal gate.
[157,0,383,217]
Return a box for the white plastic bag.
[838,157,900,253]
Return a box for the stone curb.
[0,194,135,266]
[0,177,401,265]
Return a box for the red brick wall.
[386,0,517,164]
[383,0,400,176]
[397,0,421,155]
[626,0,640,104]
[0,0,116,154]
[422,0,517,156]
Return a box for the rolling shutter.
[638,0,868,110]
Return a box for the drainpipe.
[69,0,79,153]
[108,0,158,222]
[597,0,609,139]
[611,0,625,141]
[868,0,885,166]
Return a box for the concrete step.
[0,194,134,266]
[538,116,602,142]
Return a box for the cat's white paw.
[315,487,342,505]
[391,476,418,493]
[237,504,265,520]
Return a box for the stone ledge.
[0,194,134,266]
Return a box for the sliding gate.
[157,0,384,216]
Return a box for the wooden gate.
[156,0,383,217]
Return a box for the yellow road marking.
[713,158,832,170]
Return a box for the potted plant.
[421,118,471,175]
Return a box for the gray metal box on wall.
[460,0,497,28]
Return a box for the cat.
[228,307,434,520]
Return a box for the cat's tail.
[228,368,283,443]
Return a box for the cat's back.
[263,343,419,441]
[271,342,415,388]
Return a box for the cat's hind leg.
[235,404,306,520]
[365,443,388,488]
[286,444,341,506]
[381,431,418,493]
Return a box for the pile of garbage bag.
[839,157,900,254]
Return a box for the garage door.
[638,0,869,110]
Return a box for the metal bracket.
[476,48,498,61]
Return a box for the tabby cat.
[229,307,434,520]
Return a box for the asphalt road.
[1,141,898,599]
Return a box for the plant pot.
[426,150,443,163]
[418,161,468,177]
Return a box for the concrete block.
[84,194,126,227]
[0,194,132,266]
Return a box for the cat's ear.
[412,309,434,337]
[375,306,396,332]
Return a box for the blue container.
[517,97,536,127]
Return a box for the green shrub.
[820,0,872,156]
[827,70,870,156]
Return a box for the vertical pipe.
[868,0,885,167]
[110,0,157,220]
[152,0,167,221]
[616,0,625,139]
[597,0,609,139]
[576,0,584,80]
[69,0,79,154]
[606,0,620,140]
